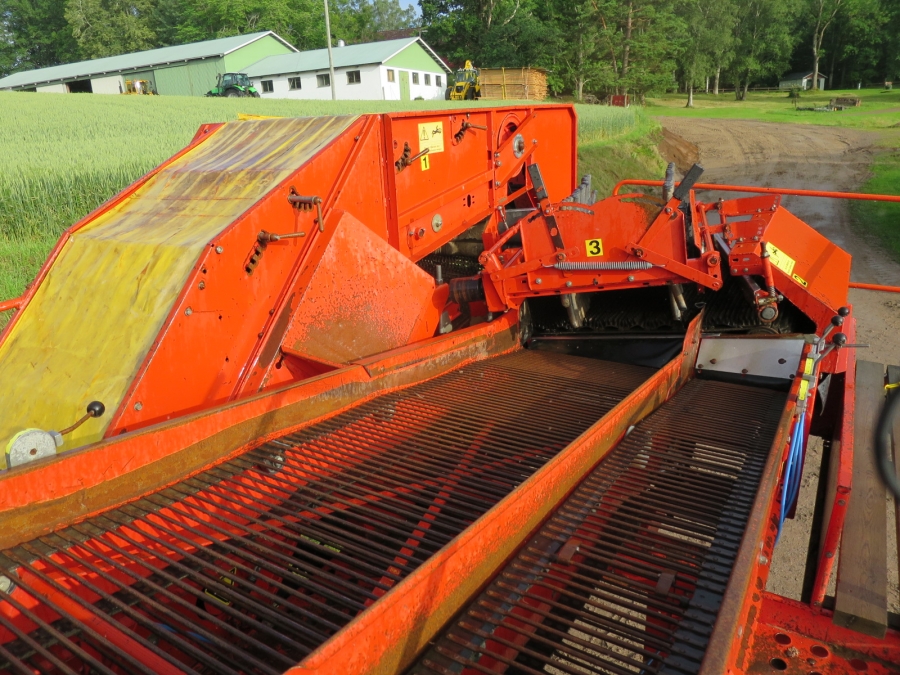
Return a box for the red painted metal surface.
[741,592,900,674]
[0,297,22,313]
[810,319,857,608]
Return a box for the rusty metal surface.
[0,350,652,675]
[408,379,787,675]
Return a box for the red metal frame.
[612,179,900,203]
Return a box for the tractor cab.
[207,72,260,98]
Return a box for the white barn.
[244,37,451,101]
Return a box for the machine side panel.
[110,117,366,434]
[386,105,577,260]
[0,116,358,461]
[764,206,851,325]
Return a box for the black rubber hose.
[875,389,900,500]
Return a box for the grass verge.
[850,131,900,263]
[647,88,900,130]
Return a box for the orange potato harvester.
[0,106,897,675]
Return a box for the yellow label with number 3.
[585,238,603,257]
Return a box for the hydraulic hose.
[875,388,900,500]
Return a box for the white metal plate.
[696,337,805,379]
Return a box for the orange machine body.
[0,106,576,443]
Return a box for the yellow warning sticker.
[585,238,603,257]
[798,356,814,401]
[418,121,444,154]
[792,273,808,287]
[765,242,796,276]
[420,154,430,171]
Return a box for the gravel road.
[658,117,900,612]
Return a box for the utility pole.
[323,0,336,100]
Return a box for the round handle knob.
[832,332,847,346]
[831,315,844,326]
[838,306,850,317]
[86,401,105,418]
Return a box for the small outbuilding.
[779,71,827,91]
[0,32,296,96]
[244,37,451,101]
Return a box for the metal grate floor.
[0,350,653,675]
[409,378,786,675]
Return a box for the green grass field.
[0,92,654,309]
[647,88,900,130]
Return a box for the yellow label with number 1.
[420,154,430,171]
[585,239,603,257]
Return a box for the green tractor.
[206,72,260,98]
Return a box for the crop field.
[0,92,647,308]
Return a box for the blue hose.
[777,417,805,544]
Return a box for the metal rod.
[849,281,900,293]
[613,178,900,202]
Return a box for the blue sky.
[399,0,420,11]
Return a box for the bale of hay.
[479,68,548,101]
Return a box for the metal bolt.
[710,358,717,364]
[732,268,739,274]
[184,307,193,316]
[665,207,673,214]
[198,281,206,290]
[494,160,502,167]
[495,180,501,187]
[418,228,426,238]
[494,152,500,158]
[743,268,749,273]
[0,575,13,593]
[532,139,538,144]
[565,281,573,288]
[838,499,846,506]
[759,554,769,566]
[627,275,635,282]
[535,278,542,285]
[753,236,759,241]
[134,402,143,411]
[741,368,749,374]
[431,214,443,233]
[215,245,224,254]
[826,551,834,559]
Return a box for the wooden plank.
[834,360,888,637]
[888,364,900,584]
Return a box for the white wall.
[381,66,445,101]
[251,63,447,101]
[36,83,67,93]
[91,75,124,94]
[252,63,383,100]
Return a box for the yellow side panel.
[0,116,357,466]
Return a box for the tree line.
[1,0,898,99]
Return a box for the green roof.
[0,32,297,90]
[244,37,451,78]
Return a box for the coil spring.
[554,261,654,271]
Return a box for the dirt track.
[658,117,900,611]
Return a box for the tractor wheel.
[444,87,451,100]
[252,91,260,98]
[226,89,240,98]
[465,87,475,100]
